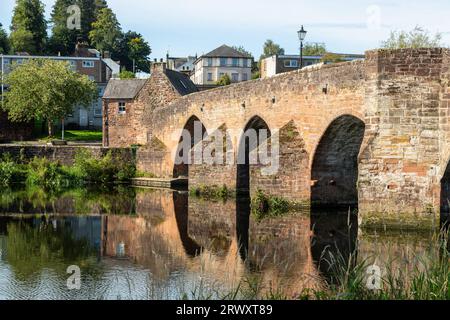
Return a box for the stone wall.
[0,145,134,166]
[358,49,448,228]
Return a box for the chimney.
[151,59,167,74]
[103,51,110,59]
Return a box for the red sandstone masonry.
[104,48,450,227]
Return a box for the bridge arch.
[311,114,366,208]
[173,115,207,178]
[236,115,271,195]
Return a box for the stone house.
[102,62,198,147]
[191,45,253,85]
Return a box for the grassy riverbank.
[0,149,136,191]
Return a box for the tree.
[2,59,97,136]
[321,52,344,64]
[232,45,253,57]
[10,0,47,54]
[381,26,442,49]
[118,70,135,79]
[216,74,231,86]
[303,43,327,56]
[114,31,151,73]
[260,39,285,59]
[49,0,108,55]
[0,23,10,54]
[89,7,121,53]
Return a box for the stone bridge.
[104,48,450,229]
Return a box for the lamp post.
[298,25,307,69]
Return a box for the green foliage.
[72,149,136,184]
[216,74,231,86]
[251,190,290,220]
[321,52,345,64]
[303,43,327,56]
[114,31,151,73]
[89,7,121,53]
[26,157,73,191]
[2,59,97,136]
[381,26,442,49]
[232,45,253,57]
[0,23,10,54]
[252,71,260,80]
[118,70,136,79]
[260,39,285,60]
[189,184,233,200]
[10,0,47,54]
[48,0,107,55]
[0,154,27,186]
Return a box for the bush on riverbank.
[0,150,136,190]
[189,184,234,201]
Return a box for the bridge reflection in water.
[0,187,446,299]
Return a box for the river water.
[0,186,446,300]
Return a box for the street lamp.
[298,25,307,69]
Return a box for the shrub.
[0,154,27,186]
[251,189,290,220]
[26,157,72,191]
[72,149,136,184]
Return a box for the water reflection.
[0,186,447,300]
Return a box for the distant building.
[191,45,253,85]
[166,55,196,76]
[260,53,364,78]
[0,42,120,131]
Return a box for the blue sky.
[1,0,450,59]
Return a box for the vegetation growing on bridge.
[189,184,234,201]
[251,189,307,220]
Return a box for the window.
[232,58,239,67]
[207,73,213,81]
[82,60,95,68]
[98,87,104,96]
[284,60,299,68]
[118,102,126,114]
[231,73,239,82]
[242,73,248,81]
[247,59,252,68]
[207,58,213,66]
[3,58,10,65]
[219,72,225,78]
[88,75,95,81]
[220,58,227,67]
[94,101,102,117]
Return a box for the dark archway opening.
[311,115,365,209]
[173,116,207,178]
[236,116,271,196]
[440,163,450,243]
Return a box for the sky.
[1,0,450,59]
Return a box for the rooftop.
[202,45,252,59]
[103,79,147,99]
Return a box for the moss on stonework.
[189,184,235,201]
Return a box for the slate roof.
[103,79,147,99]
[165,69,198,96]
[203,45,252,58]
